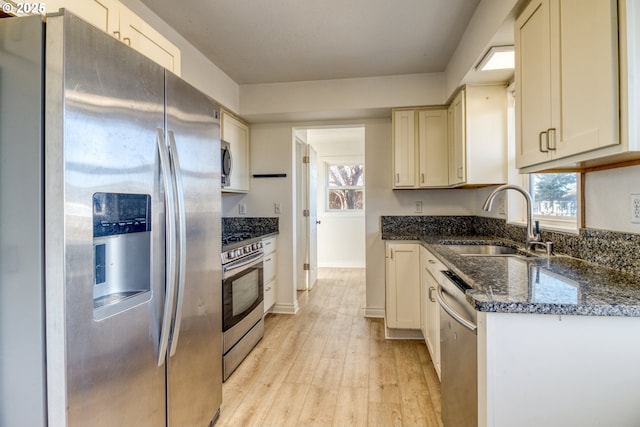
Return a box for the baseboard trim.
[383,318,424,340]
[364,306,385,318]
[269,301,299,315]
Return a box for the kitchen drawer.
[263,251,277,284]
[264,280,275,313]
[262,235,277,255]
[422,247,445,277]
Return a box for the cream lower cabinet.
[385,242,421,329]
[45,0,181,75]
[420,246,445,380]
[221,110,250,193]
[448,85,507,187]
[515,0,619,171]
[262,236,277,313]
[392,108,448,189]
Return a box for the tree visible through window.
[530,173,577,217]
[327,164,364,210]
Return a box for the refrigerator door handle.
[157,128,178,366]
[167,130,187,357]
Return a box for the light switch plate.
[239,203,247,215]
[274,202,282,215]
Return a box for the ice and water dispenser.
[93,192,151,319]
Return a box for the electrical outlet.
[274,202,282,215]
[498,199,506,215]
[415,201,423,213]
[238,203,247,215]
[631,194,640,223]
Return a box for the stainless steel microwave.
[221,140,231,187]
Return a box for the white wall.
[239,73,446,123]
[222,123,299,314]
[584,165,640,233]
[308,127,365,268]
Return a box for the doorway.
[294,126,366,291]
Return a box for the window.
[528,173,578,229]
[326,164,364,211]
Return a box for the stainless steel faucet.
[482,184,553,254]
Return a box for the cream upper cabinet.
[45,0,180,75]
[515,0,619,171]
[418,109,449,187]
[392,108,448,189]
[118,4,181,75]
[448,85,507,187]
[221,110,250,193]
[45,0,119,33]
[447,91,465,186]
[392,110,416,187]
[385,242,421,330]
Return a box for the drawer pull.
[265,287,272,292]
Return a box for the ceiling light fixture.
[476,45,515,71]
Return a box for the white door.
[295,138,308,290]
[307,145,318,289]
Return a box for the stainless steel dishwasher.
[437,270,478,427]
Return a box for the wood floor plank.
[368,402,403,427]
[341,349,370,388]
[260,382,310,427]
[333,386,369,427]
[368,355,401,404]
[297,384,339,426]
[311,357,345,390]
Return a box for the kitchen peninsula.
[383,215,640,427]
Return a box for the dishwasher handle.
[436,285,477,333]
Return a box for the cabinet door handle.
[457,167,463,179]
[396,173,400,183]
[539,131,549,153]
[428,259,436,264]
[429,287,436,302]
[113,30,120,39]
[390,249,394,260]
[547,128,557,150]
[265,287,272,292]
[265,257,272,262]
[421,173,425,184]
[123,37,131,46]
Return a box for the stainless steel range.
[221,234,265,381]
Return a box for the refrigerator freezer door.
[0,15,47,427]
[164,71,222,427]
[45,13,166,427]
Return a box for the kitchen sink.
[442,242,536,258]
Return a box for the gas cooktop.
[221,232,253,246]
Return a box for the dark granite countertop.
[388,234,640,317]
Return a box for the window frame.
[528,172,579,229]
[324,161,365,213]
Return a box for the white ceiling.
[139,0,482,85]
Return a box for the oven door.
[222,252,264,332]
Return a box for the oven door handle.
[223,251,264,276]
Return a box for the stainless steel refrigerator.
[0,11,222,427]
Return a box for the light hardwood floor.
[217,268,443,427]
